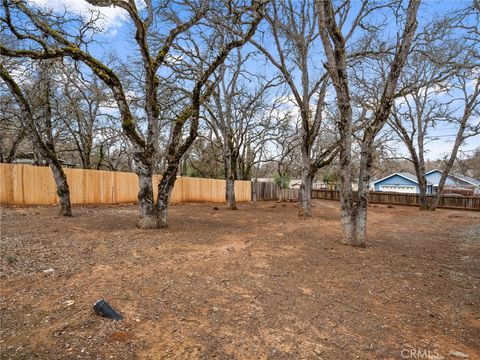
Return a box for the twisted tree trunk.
[50,163,72,216]
[135,156,158,229]
[157,168,177,228]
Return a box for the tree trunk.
[5,127,27,163]
[49,162,72,217]
[252,178,257,203]
[226,177,237,210]
[353,207,367,247]
[415,119,429,210]
[81,153,91,170]
[338,139,355,244]
[135,157,158,229]
[429,174,447,211]
[224,148,238,210]
[157,165,179,228]
[299,172,313,218]
[96,144,105,170]
[353,140,374,248]
[408,150,429,210]
[277,184,284,202]
[339,200,356,244]
[418,176,429,210]
[157,183,174,229]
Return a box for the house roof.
[451,173,480,186]
[426,169,480,186]
[397,172,420,183]
[373,172,432,185]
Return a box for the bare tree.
[275,143,299,201]
[429,75,480,209]
[54,62,114,169]
[182,133,225,178]
[205,49,280,209]
[0,60,73,216]
[1,0,266,228]
[249,0,338,218]
[317,0,420,246]
[390,75,480,209]
[389,3,480,210]
[0,87,27,163]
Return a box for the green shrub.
[274,173,291,189]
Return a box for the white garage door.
[379,185,417,194]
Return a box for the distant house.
[425,169,480,195]
[256,178,303,189]
[372,172,434,194]
[255,178,275,183]
[289,179,302,189]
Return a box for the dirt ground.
[0,200,479,360]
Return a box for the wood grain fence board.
[0,164,13,204]
[0,164,252,205]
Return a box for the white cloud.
[388,131,480,161]
[30,0,128,33]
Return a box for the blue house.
[372,172,433,194]
[425,169,480,195]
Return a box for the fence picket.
[0,164,251,205]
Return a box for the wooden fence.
[0,164,251,205]
[253,183,478,210]
[254,181,299,201]
[4,165,476,210]
[311,189,480,210]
